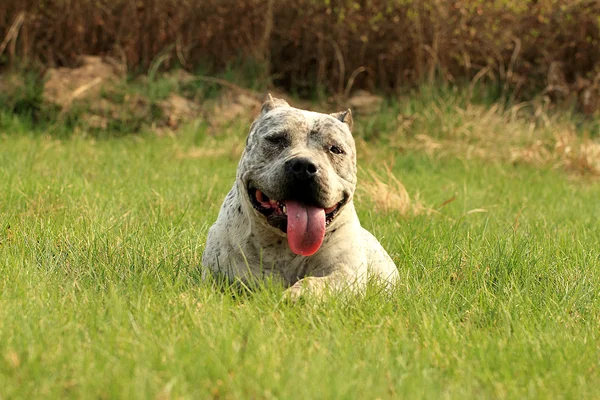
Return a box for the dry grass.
[357,165,433,216]
[389,98,600,176]
[514,131,600,176]
[1,0,600,103]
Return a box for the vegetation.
[1,87,599,398]
[1,1,599,397]
[1,0,600,103]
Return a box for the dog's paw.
[283,284,305,303]
[283,277,325,303]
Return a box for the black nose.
[286,157,318,181]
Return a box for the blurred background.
[0,0,599,141]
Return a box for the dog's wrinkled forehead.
[249,108,349,143]
[255,108,308,137]
[245,95,354,148]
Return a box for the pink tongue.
[285,200,326,256]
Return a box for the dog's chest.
[244,241,310,284]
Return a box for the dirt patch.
[207,92,262,132]
[164,69,197,85]
[43,56,125,109]
[42,58,208,133]
[79,94,152,131]
[38,60,330,135]
[160,94,201,129]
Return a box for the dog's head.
[237,95,357,256]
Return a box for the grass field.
[1,95,600,399]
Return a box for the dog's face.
[236,96,357,256]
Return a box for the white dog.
[202,95,398,298]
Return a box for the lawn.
[1,99,599,399]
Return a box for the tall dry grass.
[1,0,599,100]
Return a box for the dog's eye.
[265,135,287,146]
[329,145,345,155]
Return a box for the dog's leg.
[283,270,366,302]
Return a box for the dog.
[202,95,399,299]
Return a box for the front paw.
[283,277,324,302]
[283,283,306,302]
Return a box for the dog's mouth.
[248,188,344,226]
[247,186,346,256]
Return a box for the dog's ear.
[331,109,354,131]
[261,93,290,116]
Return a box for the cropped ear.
[330,109,353,131]
[261,93,290,116]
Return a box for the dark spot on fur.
[277,240,282,245]
[238,206,242,213]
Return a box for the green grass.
[1,106,599,399]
